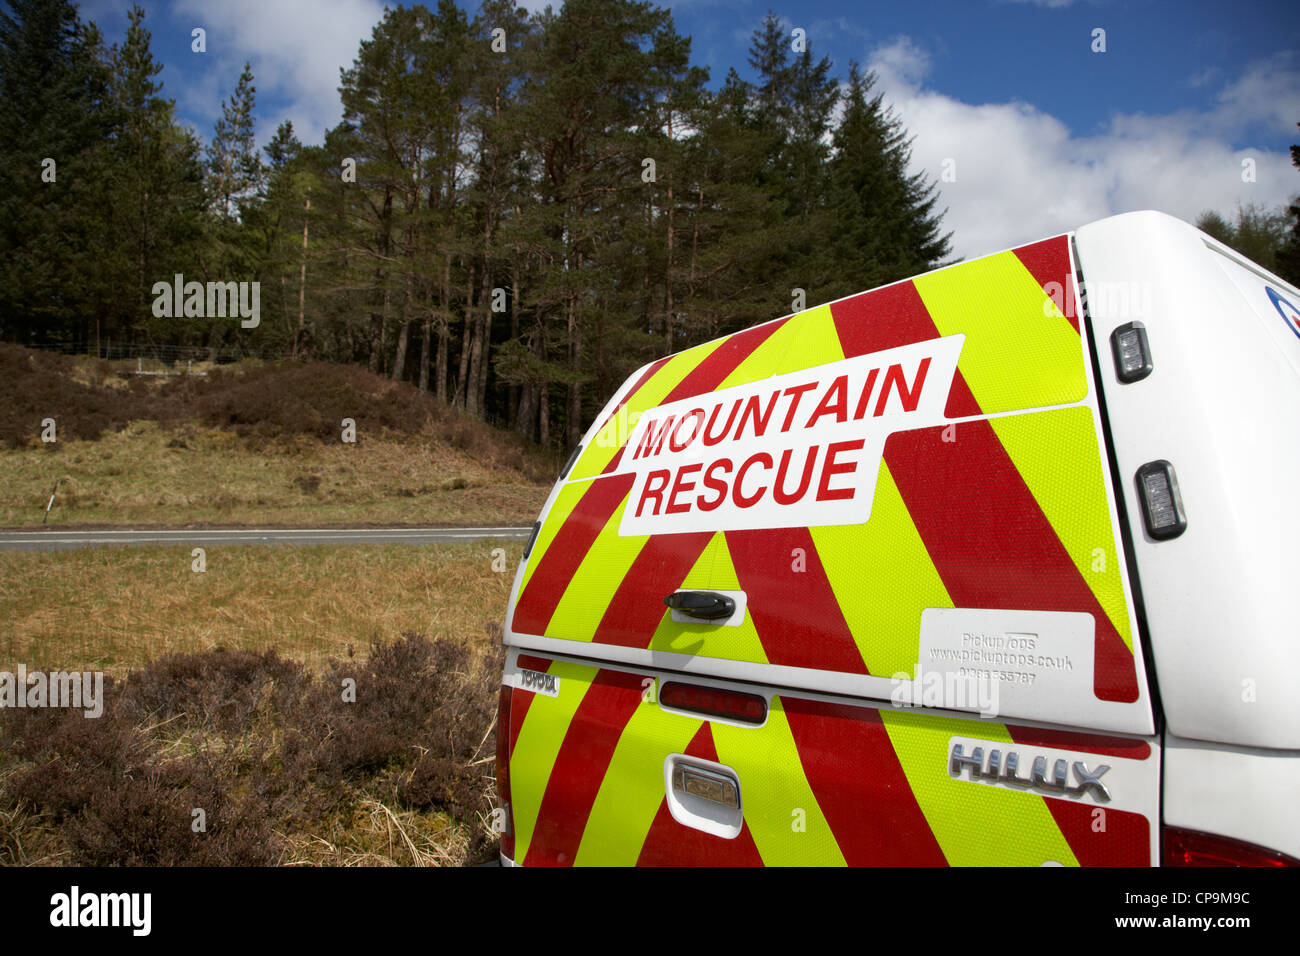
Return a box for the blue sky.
[76,0,1300,258]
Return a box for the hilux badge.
[949,743,1111,801]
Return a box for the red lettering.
[773,446,819,505]
[666,463,703,514]
[736,392,780,439]
[733,453,773,508]
[634,415,676,458]
[698,458,733,512]
[669,409,705,452]
[780,382,818,431]
[852,367,880,420]
[873,357,931,417]
[703,399,741,446]
[806,375,849,427]
[636,469,672,516]
[816,440,865,501]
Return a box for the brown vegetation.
[0,635,502,866]
[0,345,548,470]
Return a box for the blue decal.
[1266,287,1300,341]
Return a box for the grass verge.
[0,542,519,866]
[0,541,519,673]
[2,422,550,528]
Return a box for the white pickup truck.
[495,210,1300,866]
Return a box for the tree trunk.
[566,292,582,450]
[455,262,475,410]
[391,270,412,382]
[367,282,384,375]
[516,382,536,441]
[294,196,309,359]
[507,263,520,427]
[436,252,451,402]
[473,258,493,419]
[379,287,390,376]
[666,178,675,352]
[538,382,550,448]
[418,314,431,391]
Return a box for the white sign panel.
[617,335,964,536]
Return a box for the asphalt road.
[0,527,533,552]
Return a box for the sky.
[75,0,1300,259]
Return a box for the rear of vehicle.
[495,210,1300,866]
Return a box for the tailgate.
[507,234,1154,736]
[502,648,1159,866]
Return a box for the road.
[0,527,533,552]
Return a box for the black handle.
[664,590,735,621]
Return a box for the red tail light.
[495,684,516,861]
[660,681,766,724]
[1163,826,1299,866]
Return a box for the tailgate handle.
[664,590,735,621]
[672,765,740,809]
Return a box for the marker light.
[660,682,766,724]
[1136,460,1186,540]
[1110,321,1153,383]
[1163,826,1298,866]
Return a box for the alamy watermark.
[50,886,150,936]
[890,665,1000,718]
[151,273,260,328]
[1044,277,1153,321]
[0,665,104,718]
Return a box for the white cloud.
[864,38,1300,260]
[868,35,931,86]
[172,0,387,145]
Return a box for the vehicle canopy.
[507,227,1157,737]
[1075,211,1300,750]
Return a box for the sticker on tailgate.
[618,335,965,536]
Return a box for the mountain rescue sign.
[618,334,965,535]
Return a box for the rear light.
[1136,460,1187,540]
[1110,321,1153,383]
[495,684,516,860]
[660,681,766,724]
[1163,826,1299,866]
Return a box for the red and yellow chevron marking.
[507,656,1152,866]
[509,234,1140,703]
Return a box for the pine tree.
[513,0,677,448]
[1196,203,1293,276]
[206,62,263,220]
[463,0,533,417]
[747,11,791,129]
[108,4,207,343]
[0,0,112,345]
[245,120,309,355]
[825,62,951,300]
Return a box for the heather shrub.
[0,634,500,866]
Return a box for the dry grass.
[0,622,507,866]
[0,541,520,675]
[279,799,472,867]
[0,344,557,528]
[0,546,515,867]
[0,421,550,528]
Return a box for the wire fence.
[13,340,300,364]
